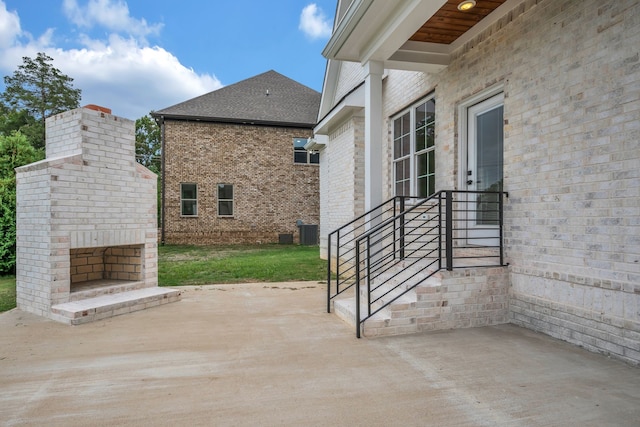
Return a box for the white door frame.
[457,85,504,246]
[457,84,504,190]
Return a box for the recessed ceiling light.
[457,0,476,11]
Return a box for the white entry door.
[465,93,504,246]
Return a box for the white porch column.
[363,60,384,212]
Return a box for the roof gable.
[153,70,321,127]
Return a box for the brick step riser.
[333,262,510,337]
[335,274,433,326]
[51,289,182,325]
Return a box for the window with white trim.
[218,183,234,216]
[181,183,197,216]
[294,137,319,164]
[393,97,435,198]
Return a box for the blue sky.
[0,0,335,119]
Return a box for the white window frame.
[392,96,436,199]
[180,183,198,217]
[217,183,234,217]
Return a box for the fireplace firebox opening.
[70,244,144,292]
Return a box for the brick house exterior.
[317,0,639,364]
[153,71,321,245]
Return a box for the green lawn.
[158,244,326,287]
[0,245,327,313]
[0,276,16,312]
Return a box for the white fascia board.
[322,0,374,60]
[314,84,365,136]
[384,58,448,74]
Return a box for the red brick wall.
[163,120,319,244]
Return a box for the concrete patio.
[1,282,638,426]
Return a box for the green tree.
[135,114,162,224]
[135,114,161,173]
[0,132,43,274]
[1,52,81,149]
[0,104,40,148]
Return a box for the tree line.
[0,52,161,274]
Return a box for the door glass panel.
[475,105,503,225]
[476,106,503,192]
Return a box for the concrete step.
[51,287,182,325]
[334,297,390,326]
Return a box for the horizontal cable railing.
[326,196,422,313]
[326,190,508,338]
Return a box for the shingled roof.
[152,70,320,128]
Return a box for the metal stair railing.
[326,196,422,313]
[327,190,508,338]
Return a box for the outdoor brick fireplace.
[15,106,180,324]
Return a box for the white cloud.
[0,1,21,48]
[63,0,163,43]
[53,36,222,119]
[299,3,332,40]
[0,0,221,120]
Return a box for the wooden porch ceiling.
[323,0,522,73]
[410,0,508,45]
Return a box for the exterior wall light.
[457,0,476,11]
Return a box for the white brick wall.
[319,116,365,259]
[16,107,159,319]
[319,0,639,364]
